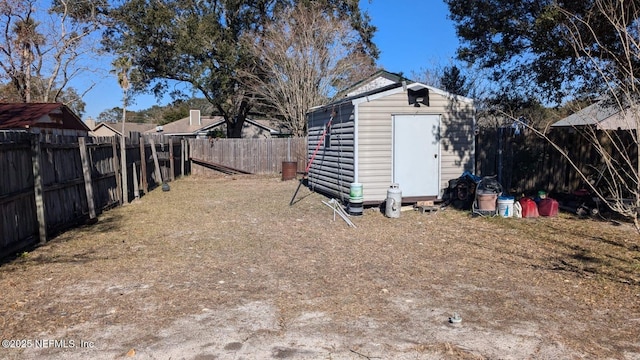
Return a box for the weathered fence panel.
[0,132,188,259]
[0,132,37,255]
[90,140,120,210]
[476,128,638,195]
[189,137,307,175]
[40,141,88,234]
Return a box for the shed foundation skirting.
[307,179,350,200]
[363,195,439,207]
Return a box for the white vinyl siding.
[307,84,475,204]
[306,103,355,202]
[357,91,474,202]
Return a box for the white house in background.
[147,110,289,138]
[306,70,476,204]
[552,100,639,130]
[91,121,156,137]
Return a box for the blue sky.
[360,0,459,76]
[81,0,461,120]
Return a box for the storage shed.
[306,71,475,204]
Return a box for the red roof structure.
[0,103,89,132]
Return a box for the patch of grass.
[0,175,639,358]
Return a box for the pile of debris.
[444,172,602,218]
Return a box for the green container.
[350,183,363,203]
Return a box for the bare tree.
[411,62,445,89]
[504,0,640,230]
[240,3,376,137]
[0,0,105,110]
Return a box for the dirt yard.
[1,174,639,359]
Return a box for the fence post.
[78,137,97,221]
[149,137,163,185]
[189,139,194,175]
[112,137,122,204]
[132,162,140,199]
[180,138,185,177]
[120,135,129,204]
[186,138,190,175]
[139,135,148,194]
[169,137,175,182]
[31,135,47,245]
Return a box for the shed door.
[393,114,440,197]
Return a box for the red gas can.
[538,198,559,217]
[519,197,539,218]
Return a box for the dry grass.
[1,174,639,359]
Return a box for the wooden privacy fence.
[189,137,307,175]
[476,127,637,195]
[0,131,189,259]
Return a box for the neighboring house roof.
[92,121,156,136]
[243,118,290,136]
[146,115,225,136]
[0,103,89,131]
[552,100,637,130]
[202,118,290,137]
[147,111,289,137]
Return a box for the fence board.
[79,137,97,220]
[30,136,47,245]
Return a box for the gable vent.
[408,88,429,107]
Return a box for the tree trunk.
[636,124,640,232]
[222,99,252,138]
[227,119,244,138]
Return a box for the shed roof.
[308,74,473,114]
[0,103,89,131]
[339,70,407,98]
